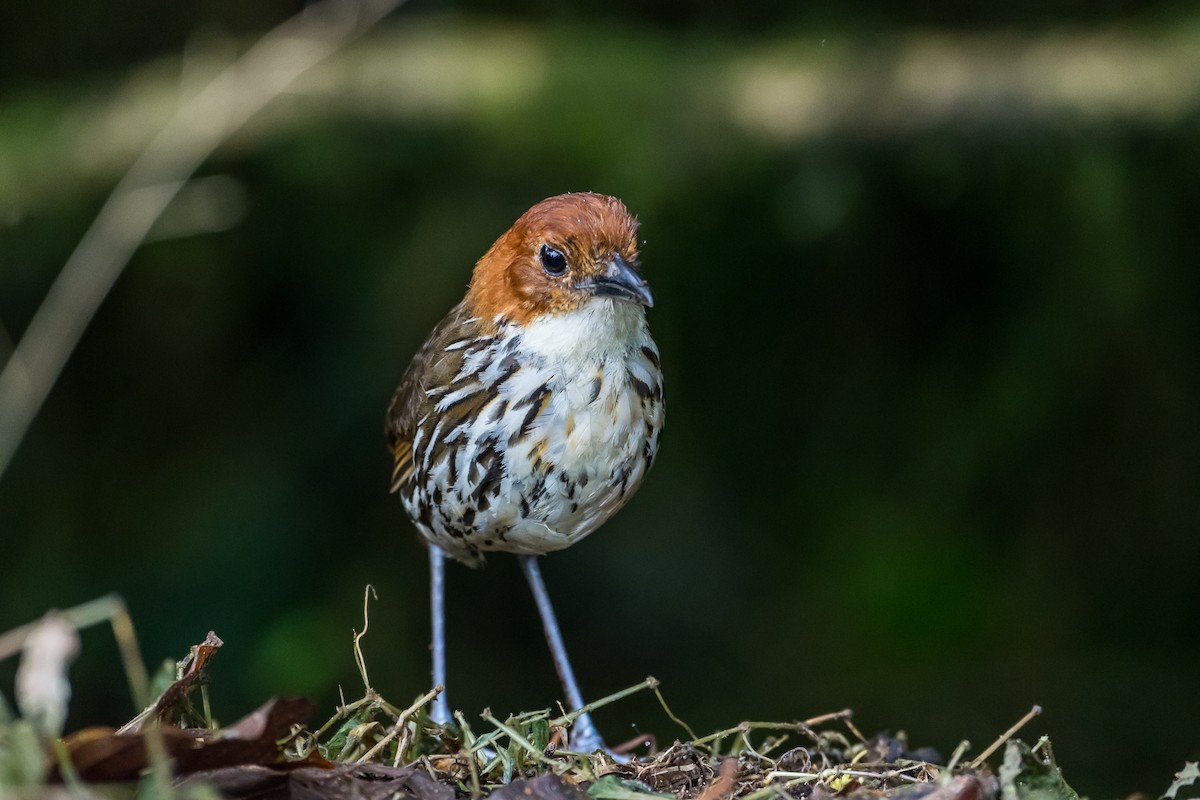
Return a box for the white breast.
[504,300,661,539]
[407,297,664,563]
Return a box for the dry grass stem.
[550,676,660,727]
[0,0,406,482]
[969,705,1042,768]
[947,739,971,771]
[0,599,1057,798]
[653,680,699,741]
[354,684,442,765]
[353,584,378,690]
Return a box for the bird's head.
[467,193,652,330]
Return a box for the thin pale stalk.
[549,676,659,727]
[691,721,817,748]
[0,0,406,481]
[651,679,698,741]
[969,705,1041,768]
[354,685,441,764]
[482,712,556,766]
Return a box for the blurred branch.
[0,0,405,481]
[0,315,13,364]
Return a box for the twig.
[651,678,698,741]
[481,711,559,769]
[692,721,819,748]
[766,767,921,786]
[693,722,748,748]
[466,746,483,798]
[842,715,868,745]
[353,584,377,690]
[755,733,789,759]
[0,0,406,482]
[466,726,506,754]
[354,684,441,764]
[550,676,659,727]
[455,711,484,798]
[802,709,852,727]
[739,730,768,761]
[946,740,971,771]
[313,692,372,741]
[969,705,1042,768]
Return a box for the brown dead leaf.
[55,725,156,783]
[119,630,224,735]
[55,696,317,782]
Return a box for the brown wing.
[386,299,479,493]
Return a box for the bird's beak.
[585,255,654,308]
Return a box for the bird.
[385,192,663,753]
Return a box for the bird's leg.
[518,555,606,753]
[429,544,451,725]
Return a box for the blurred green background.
[2,1,1199,796]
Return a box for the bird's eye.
[539,245,568,276]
